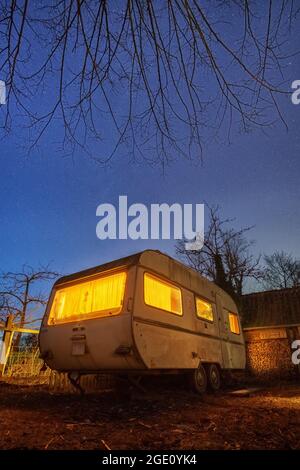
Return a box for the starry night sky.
[0,4,299,286]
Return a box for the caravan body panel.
[39,250,246,374]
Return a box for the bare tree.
[176,206,262,300]
[0,265,59,346]
[0,1,299,164]
[22,332,39,349]
[263,251,300,290]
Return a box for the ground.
[0,378,300,450]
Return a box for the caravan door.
[215,293,231,369]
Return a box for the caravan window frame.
[194,296,214,323]
[47,268,128,325]
[228,312,241,335]
[143,272,183,316]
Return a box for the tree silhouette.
[0,1,298,164]
[263,251,300,290]
[176,206,263,300]
[0,265,58,346]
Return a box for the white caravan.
[39,250,246,393]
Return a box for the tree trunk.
[14,281,29,349]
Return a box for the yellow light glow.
[196,297,213,321]
[229,312,240,334]
[48,271,127,325]
[144,272,182,315]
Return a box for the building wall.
[244,327,300,380]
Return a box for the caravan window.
[48,271,127,325]
[144,273,182,316]
[195,297,214,322]
[229,312,240,334]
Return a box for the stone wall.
[244,327,300,380]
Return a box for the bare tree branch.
[0,0,299,164]
[176,205,263,300]
[0,264,59,346]
[262,251,300,290]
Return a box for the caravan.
[39,250,246,393]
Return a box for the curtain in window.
[196,298,213,321]
[144,273,182,315]
[229,313,240,334]
[49,271,127,324]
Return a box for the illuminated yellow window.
[48,271,127,325]
[229,313,240,334]
[144,273,182,315]
[195,297,214,322]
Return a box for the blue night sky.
[0,5,299,292]
[1,96,299,276]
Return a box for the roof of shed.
[241,287,300,328]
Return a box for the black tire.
[207,364,221,392]
[189,364,207,394]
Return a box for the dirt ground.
[1,378,300,450]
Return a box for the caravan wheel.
[189,364,207,394]
[207,364,221,392]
